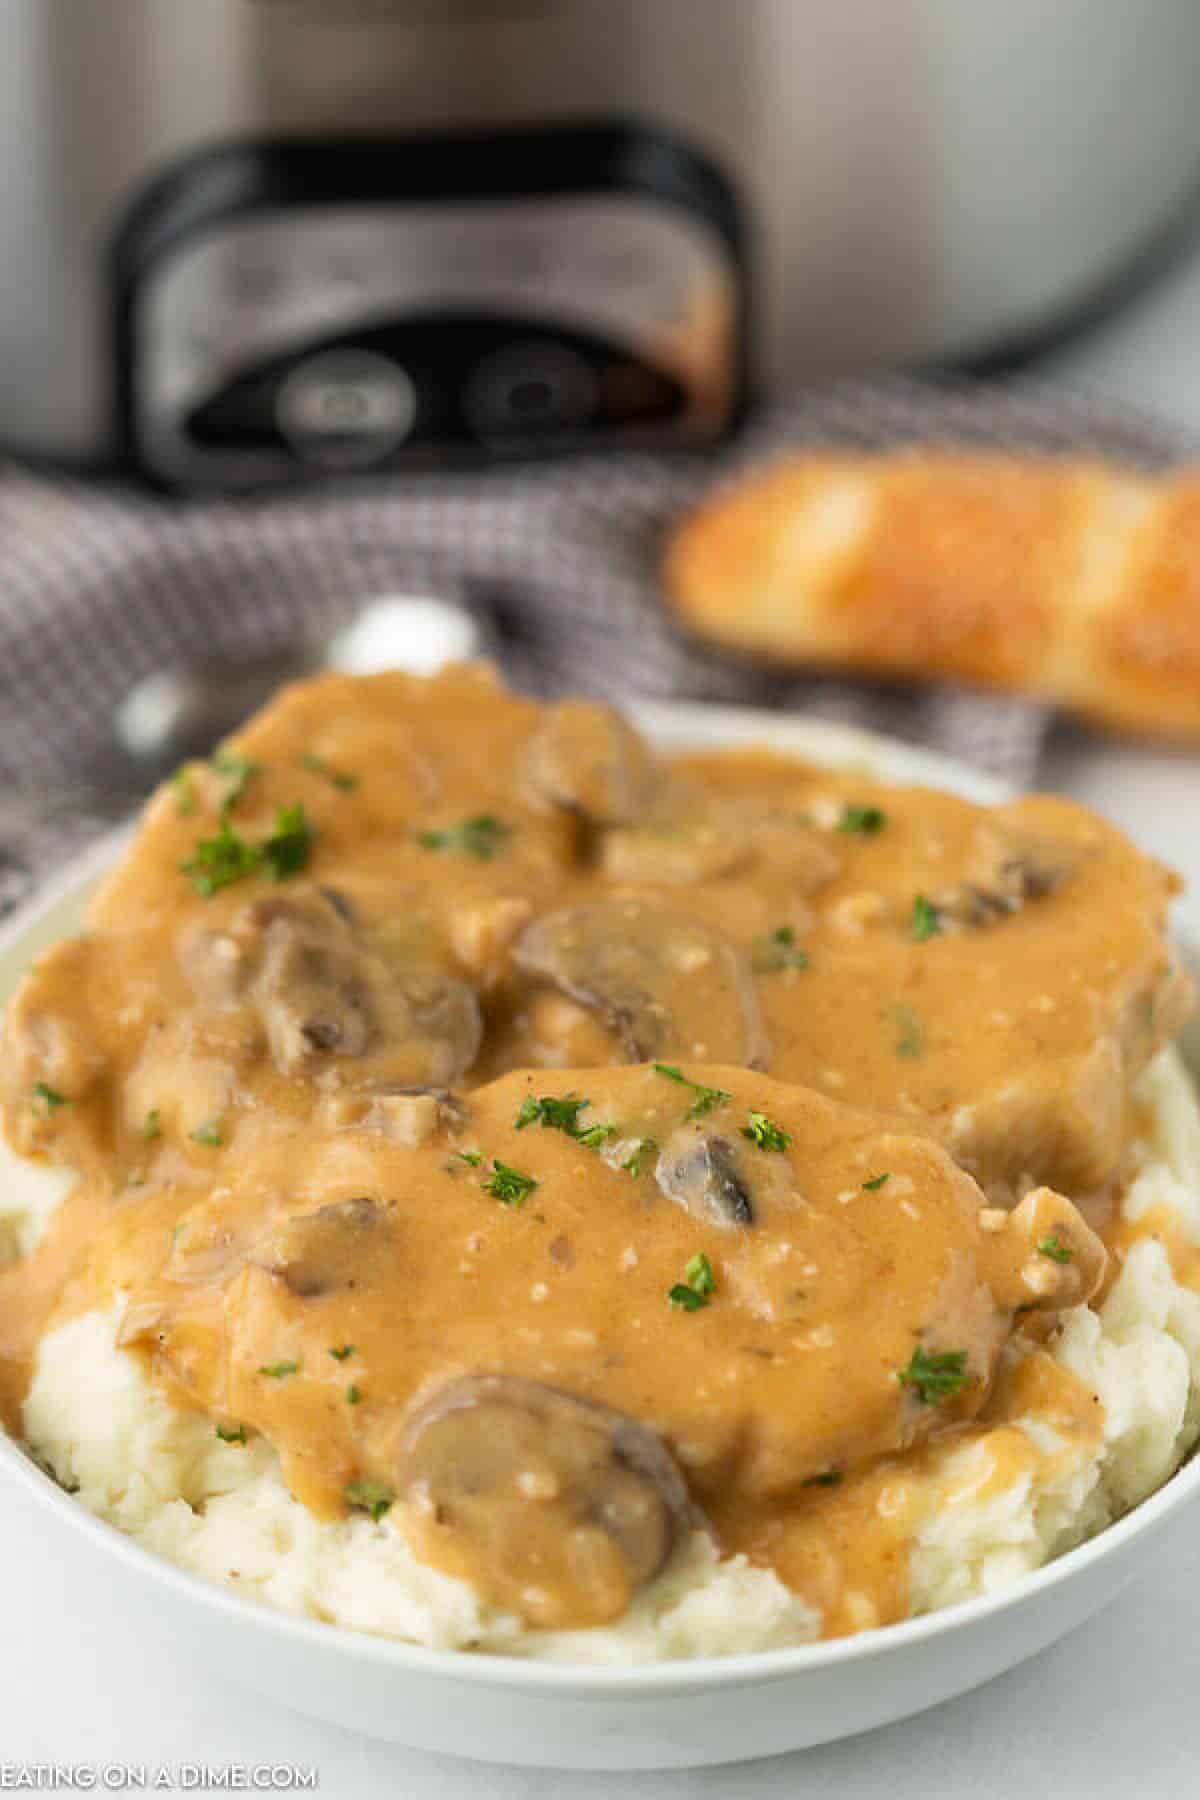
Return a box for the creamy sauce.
[0,666,1190,1636]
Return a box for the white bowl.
[1,702,1197,1772]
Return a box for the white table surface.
[5,248,1200,1795]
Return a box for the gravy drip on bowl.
[0,666,1190,1636]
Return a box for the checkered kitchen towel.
[0,374,1191,914]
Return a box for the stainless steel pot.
[4,0,1200,487]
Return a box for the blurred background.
[6,0,1200,481]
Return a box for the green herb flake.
[862,1172,890,1191]
[345,1478,394,1521]
[141,1108,161,1142]
[516,1092,615,1151]
[670,1250,716,1312]
[258,1360,300,1380]
[328,1344,355,1362]
[260,803,313,882]
[345,1384,362,1406]
[752,925,809,973]
[741,1109,791,1153]
[182,802,312,896]
[483,1159,538,1207]
[300,751,357,792]
[172,766,196,816]
[189,1120,224,1148]
[897,1345,969,1405]
[451,1148,483,1169]
[179,818,262,896]
[417,814,511,862]
[621,1138,657,1178]
[837,804,886,836]
[893,1004,925,1058]
[31,1082,69,1114]
[804,1468,843,1488]
[911,893,943,942]
[685,1251,716,1297]
[1037,1235,1074,1264]
[653,1063,731,1121]
[211,748,261,813]
[216,1424,248,1445]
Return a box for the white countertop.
[5,245,1200,1795]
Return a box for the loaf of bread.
[663,450,1200,739]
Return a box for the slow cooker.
[5,0,1200,490]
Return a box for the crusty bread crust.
[663,451,1200,739]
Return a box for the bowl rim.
[2,697,1197,1696]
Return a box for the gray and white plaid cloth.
[0,374,1190,914]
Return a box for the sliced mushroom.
[250,1196,382,1297]
[523,699,662,827]
[656,1127,753,1228]
[180,890,482,1086]
[249,898,374,1068]
[395,1375,693,1629]
[932,829,1073,931]
[512,899,768,1068]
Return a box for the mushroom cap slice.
[512,899,769,1068]
[395,1374,693,1629]
[656,1127,754,1228]
[249,1196,383,1297]
[522,699,661,826]
[182,890,483,1088]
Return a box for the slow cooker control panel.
[113,128,746,490]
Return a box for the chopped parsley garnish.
[838,804,886,835]
[451,1148,483,1169]
[417,814,511,862]
[346,1384,361,1406]
[189,1120,224,1148]
[669,1251,716,1312]
[142,1109,161,1142]
[31,1082,68,1114]
[653,1064,731,1120]
[328,1344,355,1362]
[172,766,196,816]
[893,1004,924,1058]
[621,1138,657,1178]
[804,1469,843,1488]
[911,893,943,942]
[300,751,357,792]
[216,1424,248,1445]
[211,748,261,814]
[179,818,262,896]
[897,1345,969,1405]
[1037,1235,1074,1264]
[345,1478,394,1521]
[752,925,809,973]
[685,1252,716,1297]
[742,1110,791,1153]
[862,1172,890,1191]
[260,803,313,882]
[483,1159,538,1207]
[258,1360,300,1380]
[515,1092,615,1150]
[180,803,313,895]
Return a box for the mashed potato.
[10,1049,1200,1662]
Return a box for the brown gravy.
[0,666,1191,1635]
